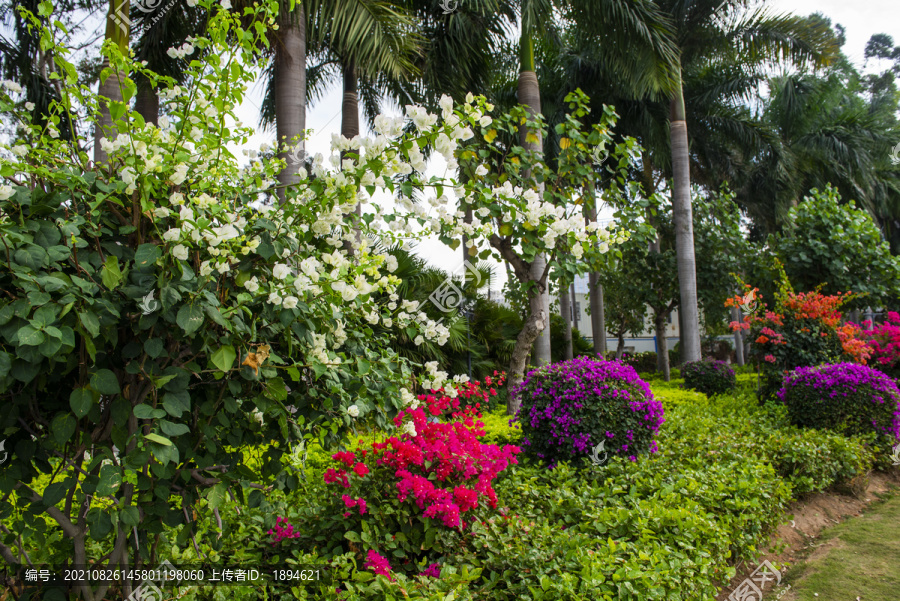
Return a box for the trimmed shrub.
[681,360,737,396]
[514,357,665,465]
[778,363,900,444]
[604,350,659,373]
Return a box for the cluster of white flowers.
[399,388,419,409]
[166,42,195,60]
[2,80,22,94]
[0,184,15,201]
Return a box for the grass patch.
[779,492,900,600]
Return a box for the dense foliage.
[772,187,900,310]
[514,357,664,466]
[778,362,900,444]
[681,360,737,397]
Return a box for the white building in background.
[568,274,680,354]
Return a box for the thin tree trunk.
[561,280,573,360]
[93,0,129,165]
[616,330,626,360]
[585,189,607,355]
[507,286,548,415]
[669,74,701,363]
[655,312,671,381]
[589,274,606,356]
[642,151,660,254]
[274,12,306,193]
[732,305,745,366]
[134,84,159,126]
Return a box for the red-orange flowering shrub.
[726,268,870,400]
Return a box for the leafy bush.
[861,311,900,379]
[271,396,520,576]
[418,372,507,418]
[681,360,737,396]
[778,363,900,444]
[604,350,659,373]
[728,265,871,400]
[514,357,665,465]
[762,429,874,496]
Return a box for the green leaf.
[207,482,228,509]
[96,464,121,496]
[162,391,190,417]
[134,244,161,268]
[344,531,361,543]
[79,311,100,338]
[120,506,140,527]
[43,481,68,506]
[134,404,166,419]
[87,508,112,541]
[17,325,45,346]
[209,345,236,372]
[159,420,190,437]
[90,369,120,395]
[100,255,123,289]
[357,357,371,376]
[144,338,164,358]
[70,387,93,418]
[176,304,204,335]
[51,413,77,446]
[144,433,172,446]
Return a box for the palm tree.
[0,0,94,140]
[273,1,306,190]
[93,0,131,163]
[514,0,680,368]
[130,2,208,125]
[651,0,836,362]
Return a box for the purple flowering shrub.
[681,360,736,397]
[514,357,665,465]
[778,362,900,444]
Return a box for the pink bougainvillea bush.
[267,389,520,578]
[860,312,900,380]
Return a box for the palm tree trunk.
[589,273,606,356]
[275,10,306,192]
[616,329,626,360]
[518,33,551,367]
[560,280,573,360]
[341,59,362,253]
[93,0,129,165]
[134,84,159,126]
[669,73,701,363]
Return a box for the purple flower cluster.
[778,362,900,440]
[513,356,665,465]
